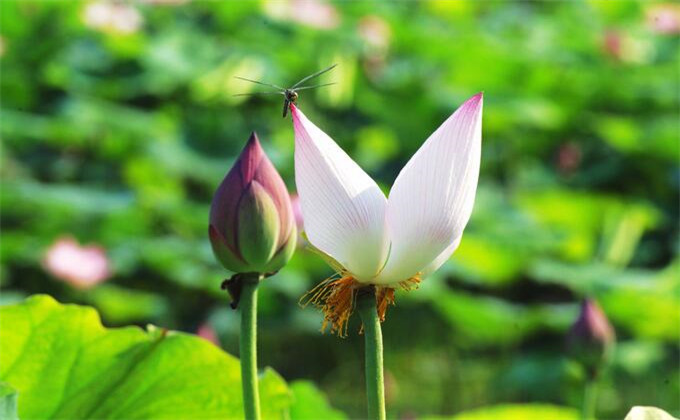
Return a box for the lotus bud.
[209,132,296,275]
[567,298,615,377]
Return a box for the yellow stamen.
[300,272,422,337]
[398,274,421,292]
[375,287,394,323]
[300,274,357,337]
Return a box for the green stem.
[240,278,261,420]
[357,287,387,420]
[581,378,598,420]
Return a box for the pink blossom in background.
[290,0,340,29]
[140,0,188,5]
[358,16,391,79]
[602,30,623,59]
[197,324,220,347]
[601,29,655,64]
[358,16,391,51]
[264,0,340,30]
[43,237,111,289]
[646,3,680,34]
[82,1,143,34]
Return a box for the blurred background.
[1,1,678,418]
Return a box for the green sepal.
[265,230,297,273]
[237,182,280,271]
[209,225,250,273]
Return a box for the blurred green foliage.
[426,404,579,420]
[0,0,678,418]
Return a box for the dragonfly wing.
[234,76,284,90]
[293,82,337,92]
[291,64,338,89]
[233,91,285,97]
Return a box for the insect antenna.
[291,64,338,89]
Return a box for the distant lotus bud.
[567,298,615,376]
[209,132,296,274]
[556,141,582,175]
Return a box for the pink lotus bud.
[567,298,615,376]
[209,132,296,274]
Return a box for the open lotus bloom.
[291,93,483,335]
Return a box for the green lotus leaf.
[0,295,292,420]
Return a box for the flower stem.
[240,277,261,420]
[581,377,598,420]
[357,287,386,420]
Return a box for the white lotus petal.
[377,93,483,284]
[292,105,389,281]
[421,236,462,276]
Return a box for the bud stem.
[581,378,598,420]
[239,276,262,420]
[357,287,386,420]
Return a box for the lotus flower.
[209,132,296,275]
[292,93,483,334]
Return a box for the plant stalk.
[240,278,261,420]
[582,377,598,420]
[357,287,387,420]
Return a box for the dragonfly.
[234,64,337,118]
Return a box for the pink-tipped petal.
[378,93,483,284]
[251,142,296,248]
[292,105,389,281]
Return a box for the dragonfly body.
[235,65,336,118]
[282,90,299,117]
